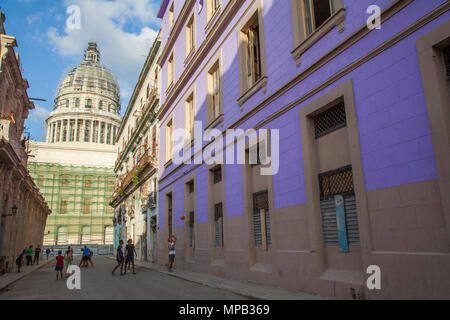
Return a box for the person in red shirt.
[55,250,64,281]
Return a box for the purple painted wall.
[158,0,448,230]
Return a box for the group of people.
[16,245,42,272]
[111,236,177,275]
[54,245,94,280]
[112,239,137,276]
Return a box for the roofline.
[157,0,170,19]
[115,31,161,141]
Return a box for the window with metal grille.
[252,191,271,248]
[314,102,347,138]
[212,166,222,184]
[444,46,450,81]
[318,166,360,246]
[189,211,195,248]
[214,203,223,247]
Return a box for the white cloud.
[29,105,51,124]
[47,0,160,107]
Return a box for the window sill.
[165,81,174,95]
[237,75,268,111]
[205,113,224,131]
[164,159,173,169]
[291,8,346,67]
[205,7,222,33]
[184,47,196,67]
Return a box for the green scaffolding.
[28,162,115,246]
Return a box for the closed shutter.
[253,191,271,247]
[189,211,195,248]
[344,194,360,245]
[319,166,360,247]
[214,203,223,247]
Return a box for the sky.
[1,0,162,141]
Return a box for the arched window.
[81,226,91,244]
[99,100,103,110]
[104,226,114,244]
[57,226,68,245]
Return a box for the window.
[290,0,345,66]
[212,166,222,184]
[83,198,92,214]
[169,3,174,30]
[57,226,68,245]
[207,0,221,24]
[85,99,92,109]
[186,14,195,58]
[99,100,103,110]
[75,98,80,108]
[60,199,68,214]
[314,102,346,138]
[84,120,91,142]
[185,92,195,141]
[93,121,99,143]
[318,166,360,249]
[100,122,105,144]
[253,191,271,248]
[65,99,69,108]
[189,211,195,248]
[166,119,173,162]
[207,60,222,125]
[69,119,75,142]
[249,139,267,167]
[62,120,68,142]
[444,46,450,81]
[188,181,194,193]
[61,175,71,187]
[214,203,223,248]
[76,120,83,142]
[56,121,61,142]
[167,52,174,89]
[81,226,91,244]
[167,193,173,235]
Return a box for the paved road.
[0,256,248,300]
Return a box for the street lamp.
[2,205,17,217]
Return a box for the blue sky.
[1,0,161,141]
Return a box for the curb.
[106,256,314,300]
[0,259,53,292]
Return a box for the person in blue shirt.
[16,249,26,273]
[112,240,125,276]
[79,246,93,267]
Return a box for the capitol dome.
[45,42,122,145]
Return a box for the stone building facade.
[110,34,161,262]
[0,9,51,273]
[28,43,121,246]
[155,0,450,299]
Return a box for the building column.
[75,119,79,142]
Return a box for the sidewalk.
[109,257,325,300]
[0,259,53,292]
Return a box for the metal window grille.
[214,203,223,247]
[444,46,450,81]
[318,166,360,246]
[252,191,271,247]
[319,165,354,200]
[314,103,347,138]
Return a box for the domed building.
[28,43,122,248]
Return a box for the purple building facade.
[156,0,450,299]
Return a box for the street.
[0,256,248,300]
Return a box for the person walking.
[16,249,25,273]
[124,239,137,275]
[55,250,64,281]
[64,246,73,277]
[168,235,177,272]
[26,245,33,266]
[46,247,50,260]
[112,240,125,276]
[33,245,41,265]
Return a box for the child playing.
[55,250,64,280]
